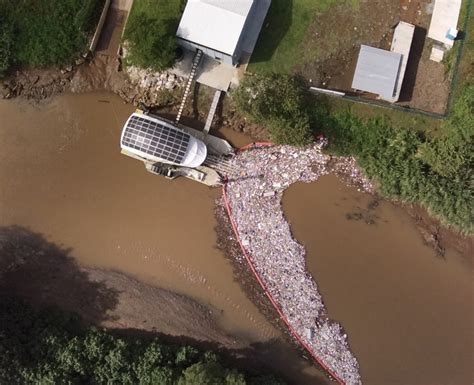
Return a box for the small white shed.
[351,45,403,102]
[428,0,462,48]
[352,22,414,103]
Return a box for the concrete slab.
[430,45,445,62]
[391,21,415,101]
[196,57,235,91]
[112,0,134,11]
[427,0,462,48]
[171,49,235,91]
[171,49,195,79]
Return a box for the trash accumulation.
[221,143,373,384]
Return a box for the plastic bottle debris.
[220,144,373,384]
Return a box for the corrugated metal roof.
[351,45,402,101]
[428,0,462,47]
[176,0,254,56]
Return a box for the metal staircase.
[175,49,203,125]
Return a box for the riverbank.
[282,175,474,384]
[0,92,334,385]
[0,225,237,347]
[0,225,299,384]
[1,91,472,384]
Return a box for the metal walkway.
[175,49,203,125]
[203,90,222,134]
[203,154,237,179]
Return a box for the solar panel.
[121,115,190,164]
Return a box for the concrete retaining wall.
[112,0,134,11]
[89,0,112,53]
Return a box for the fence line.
[310,0,473,120]
[446,0,473,113]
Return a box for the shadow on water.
[249,0,294,64]
[0,225,329,385]
[0,225,120,324]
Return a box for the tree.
[178,361,226,385]
[0,298,288,385]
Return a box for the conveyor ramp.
[204,90,222,134]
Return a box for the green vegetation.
[0,298,285,385]
[0,10,13,77]
[0,0,104,75]
[317,84,473,234]
[123,0,185,70]
[233,71,473,233]
[248,0,358,74]
[315,1,473,233]
[442,0,472,78]
[233,74,313,146]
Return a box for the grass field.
[0,0,104,74]
[248,0,358,74]
[125,0,184,26]
[123,0,185,70]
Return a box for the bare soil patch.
[295,0,451,114]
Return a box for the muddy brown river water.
[284,178,473,385]
[0,92,472,384]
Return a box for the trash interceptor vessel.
[120,111,234,186]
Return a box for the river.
[0,92,472,384]
[283,177,473,384]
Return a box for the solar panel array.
[122,115,190,164]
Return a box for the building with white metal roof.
[176,0,255,66]
[351,45,402,102]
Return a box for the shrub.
[0,11,14,77]
[123,13,177,71]
[318,84,474,234]
[233,74,313,146]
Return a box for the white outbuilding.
[176,0,256,66]
[352,22,415,102]
[428,0,462,48]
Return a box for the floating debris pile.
[221,144,373,384]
